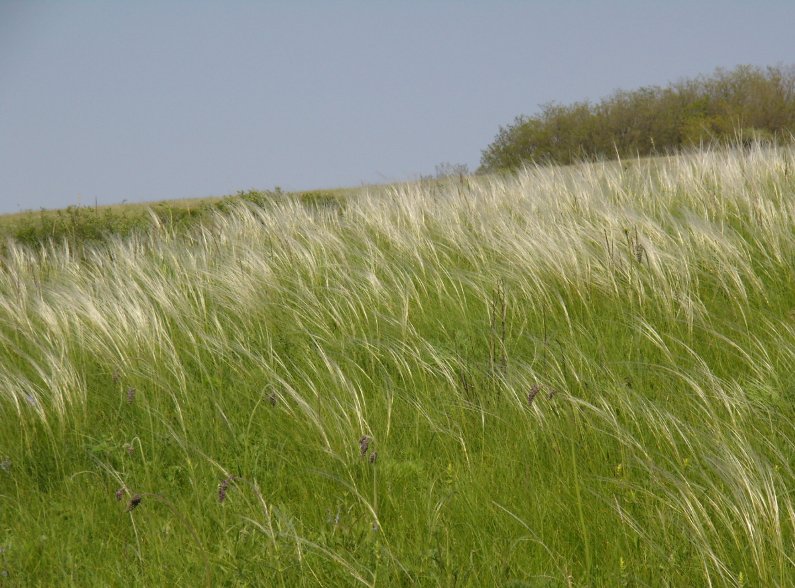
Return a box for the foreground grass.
[1,147,794,586]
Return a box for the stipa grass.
[1,145,794,585]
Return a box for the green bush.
[480,64,795,171]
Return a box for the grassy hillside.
[0,188,354,252]
[0,197,218,245]
[1,147,794,586]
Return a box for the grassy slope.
[0,187,358,250]
[0,197,219,243]
[0,148,794,586]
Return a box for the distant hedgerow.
[480,64,795,171]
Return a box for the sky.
[1,1,794,214]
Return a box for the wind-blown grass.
[1,146,794,585]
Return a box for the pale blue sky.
[1,1,793,213]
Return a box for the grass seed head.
[528,384,541,405]
[126,387,136,404]
[126,494,142,512]
[359,435,371,456]
[218,476,237,503]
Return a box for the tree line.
[479,64,795,172]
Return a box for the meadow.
[0,146,794,586]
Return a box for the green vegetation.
[1,146,795,585]
[480,64,795,171]
[0,188,351,254]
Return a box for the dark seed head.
[369,451,378,464]
[126,387,136,404]
[527,384,541,405]
[112,369,121,385]
[359,435,371,456]
[218,476,236,503]
[126,494,142,512]
[115,487,125,501]
[267,392,277,406]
